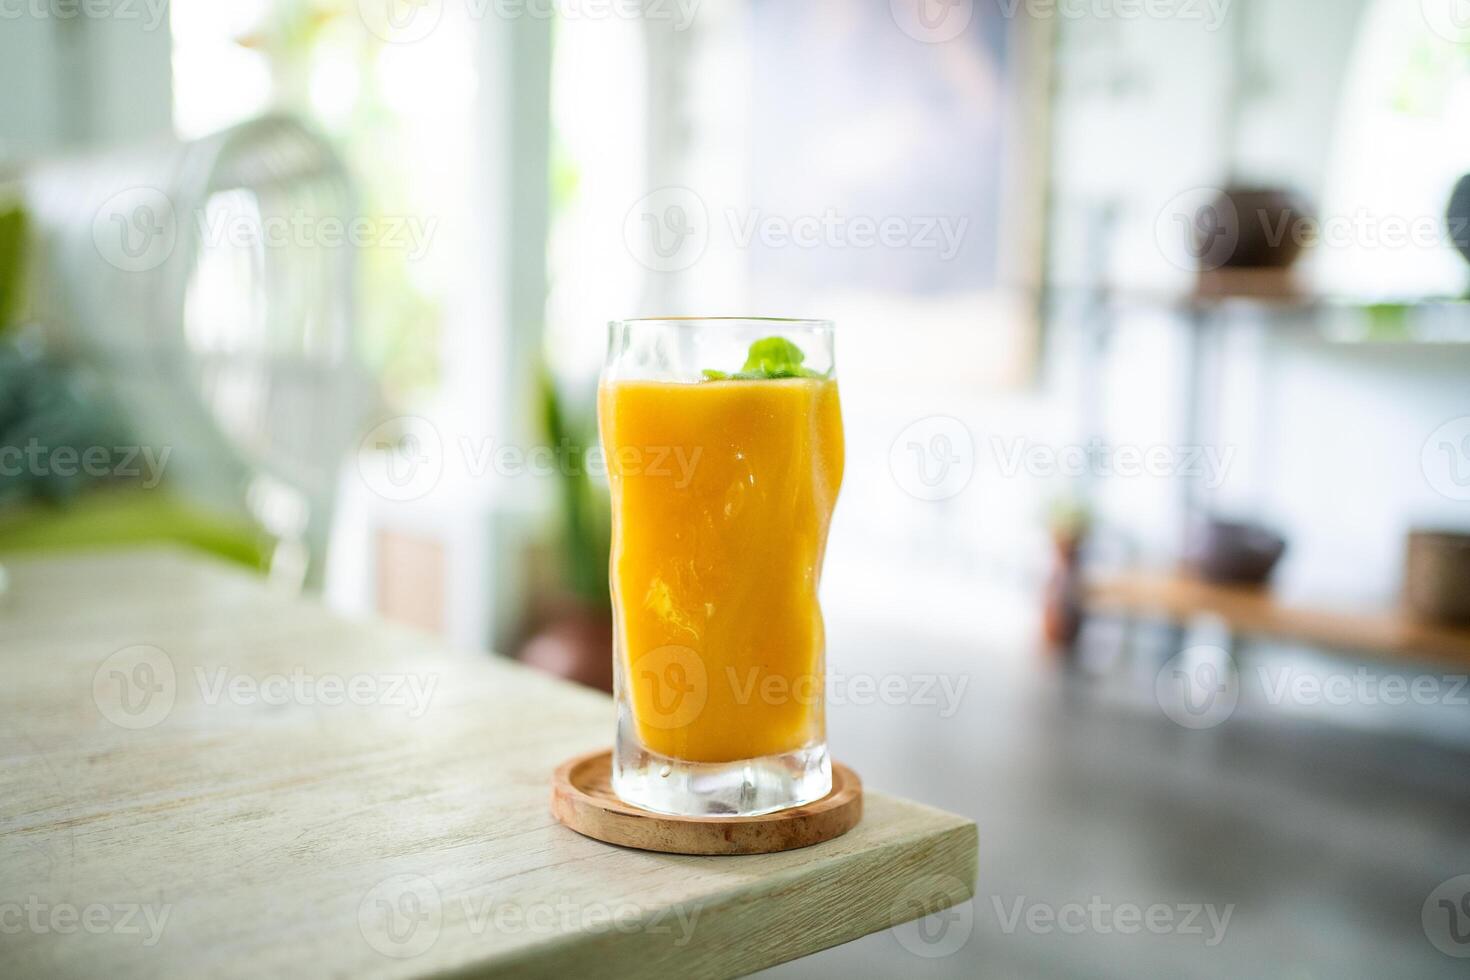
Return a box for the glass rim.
[610,316,834,331]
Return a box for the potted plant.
[1042,496,1092,650]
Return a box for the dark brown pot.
[1197,186,1314,270]
[1448,173,1470,270]
[1187,517,1287,586]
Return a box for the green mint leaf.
[741,336,806,375]
[702,335,825,381]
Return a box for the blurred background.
[3,0,1470,976]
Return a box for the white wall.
[1214,326,1470,600]
[0,10,171,158]
[0,16,66,157]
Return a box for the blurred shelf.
[1085,570,1470,665]
[1190,267,1312,305]
[1046,271,1470,343]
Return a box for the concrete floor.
[755,614,1470,979]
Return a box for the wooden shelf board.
[1085,570,1470,665]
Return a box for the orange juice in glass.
[599,318,843,815]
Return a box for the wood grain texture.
[551,751,863,855]
[1087,569,1470,664]
[0,548,977,979]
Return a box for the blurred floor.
[756,604,1470,979]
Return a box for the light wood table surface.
[0,549,977,979]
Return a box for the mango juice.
[599,377,844,764]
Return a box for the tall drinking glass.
[598,317,844,816]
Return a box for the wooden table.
[0,549,976,978]
[1086,569,1470,665]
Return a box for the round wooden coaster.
[550,750,862,856]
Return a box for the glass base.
[613,722,831,817]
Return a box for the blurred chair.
[16,115,367,588]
